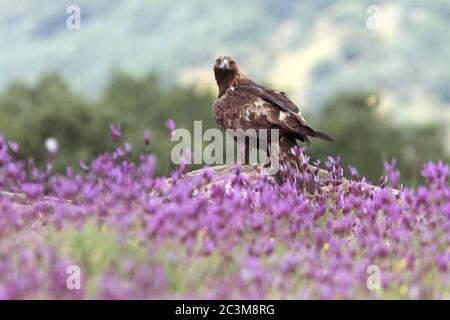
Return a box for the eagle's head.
[214,56,238,73]
[214,56,247,97]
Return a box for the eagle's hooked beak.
[218,59,229,70]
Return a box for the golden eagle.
[212,55,334,171]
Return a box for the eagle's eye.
[216,59,221,65]
[229,61,235,67]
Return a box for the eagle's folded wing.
[230,85,316,143]
[236,84,310,126]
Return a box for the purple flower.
[436,253,449,272]
[79,160,90,172]
[415,186,429,206]
[110,123,122,142]
[21,182,44,199]
[444,202,450,219]
[144,130,151,146]
[348,165,359,181]
[384,159,400,186]
[124,142,132,156]
[8,141,19,155]
[165,119,176,137]
[0,145,12,166]
[421,161,449,187]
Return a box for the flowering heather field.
[0,127,449,300]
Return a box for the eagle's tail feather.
[298,125,334,143]
[312,130,335,143]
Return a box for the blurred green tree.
[0,73,108,172]
[0,72,216,175]
[307,93,449,185]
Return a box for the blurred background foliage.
[0,72,447,185]
[0,72,216,175]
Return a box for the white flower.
[45,137,59,155]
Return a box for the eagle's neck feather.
[216,71,248,98]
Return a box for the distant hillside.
[1,0,450,128]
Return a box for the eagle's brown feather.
[212,56,333,172]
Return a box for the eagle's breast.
[213,88,272,132]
